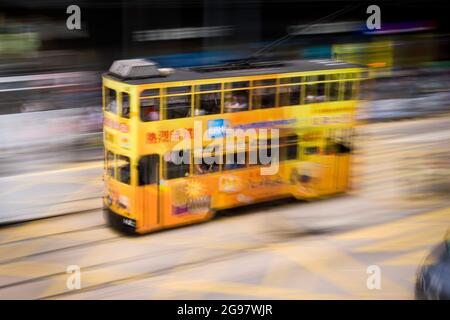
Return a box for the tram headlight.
[106,195,113,206]
[118,195,130,211]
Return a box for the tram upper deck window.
[316,75,326,102]
[343,81,354,100]
[121,92,130,118]
[252,79,276,109]
[328,74,341,101]
[167,86,191,94]
[279,77,301,107]
[195,84,221,116]
[305,75,326,103]
[224,81,249,113]
[105,87,117,114]
[142,89,160,97]
[166,86,191,119]
[141,98,160,121]
[140,89,160,122]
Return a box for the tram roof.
[103,59,363,85]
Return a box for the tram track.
[39,240,283,300]
[1,191,449,299]
[0,227,119,267]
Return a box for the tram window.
[343,73,356,79]
[343,82,354,100]
[252,87,276,109]
[138,155,159,185]
[195,92,221,116]
[287,144,298,159]
[141,89,159,97]
[316,76,326,102]
[305,84,317,104]
[279,135,299,161]
[121,92,130,118]
[325,139,338,154]
[224,90,249,113]
[105,88,117,114]
[194,153,220,175]
[328,82,340,101]
[304,146,319,155]
[305,76,326,103]
[117,155,130,185]
[140,98,160,122]
[166,95,191,119]
[106,151,115,177]
[198,83,221,91]
[336,141,352,154]
[279,85,300,106]
[167,86,191,94]
[254,79,276,86]
[225,81,249,89]
[281,134,298,145]
[280,77,301,84]
[223,152,246,170]
[280,144,298,161]
[164,150,190,179]
[325,139,352,155]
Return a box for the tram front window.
[121,92,130,118]
[105,87,117,114]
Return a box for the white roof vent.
[109,59,170,79]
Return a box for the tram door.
[326,129,353,192]
[138,155,160,229]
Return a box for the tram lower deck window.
[223,152,246,170]
[117,155,131,185]
[194,153,220,175]
[164,150,190,179]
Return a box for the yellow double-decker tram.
[102,58,365,234]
